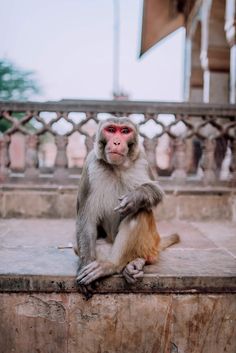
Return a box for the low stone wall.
[1,291,236,353]
[0,184,235,221]
[0,216,236,352]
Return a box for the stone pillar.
[184,15,204,174]
[25,135,39,181]
[0,135,10,182]
[143,138,158,179]
[200,0,230,183]
[201,138,217,185]
[184,0,204,103]
[201,0,230,103]
[171,138,187,183]
[184,37,192,101]
[189,23,204,102]
[54,136,69,182]
[225,0,236,103]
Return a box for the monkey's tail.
[160,233,180,251]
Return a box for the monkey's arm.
[76,160,97,270]
[114,181,164,217]
[114,158,164,216]
[76,216,97,269]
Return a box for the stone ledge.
[0,219,235,295]
[1,274,236,294]
[0,183,235,194]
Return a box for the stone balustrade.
[0,100,236,186]
[1,100,236,353]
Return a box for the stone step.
[0,219,236,353]
[0,219,235,293]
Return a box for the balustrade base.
[0,183,235,221]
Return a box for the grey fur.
[76,118,164,275]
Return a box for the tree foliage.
[0,59,40,101]
[0,59,41,131]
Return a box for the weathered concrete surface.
[0,293,235,353]
[0,184,235,221]
[0,219,236,353]
[192,222,236,257]
[0,219,235,293]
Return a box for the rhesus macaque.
[75,117,179,287]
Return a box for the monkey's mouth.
[108,152,124,157]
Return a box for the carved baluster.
[143,137,158,179]
[0,135,10,182]
[54,136,68,181]
[201,138,217,185]
[230,137,236,185]
[25,135,39,180]
[171,138,187,182]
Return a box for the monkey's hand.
[77,260,116,285]
[114,189,147,217]
[115,184,164,217]
[122,258,146,284]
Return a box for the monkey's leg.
[76,217,143,285]
[123,229,180,283]
[122,211,160,283]
[77,212,159,285]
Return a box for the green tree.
[0,59,40,100]
[0,59,41,131]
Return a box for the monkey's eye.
[106,126,116,133]
[121,127,131,134]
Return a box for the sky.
[0,0,186,102]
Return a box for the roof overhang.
[140,0,185,57]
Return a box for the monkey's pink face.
[103,124,135,165]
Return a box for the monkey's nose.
[113,141,120,146]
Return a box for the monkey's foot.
[77,260,116,285]
[122,258,145,284]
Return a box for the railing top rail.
[0,100,236,116]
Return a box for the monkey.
[75,117,179,287]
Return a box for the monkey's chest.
[89,165,149,236]
[89,180,127,237]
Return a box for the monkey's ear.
[128,137,141,161]
[94,136,106,160]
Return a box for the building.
[140,0,236,103]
